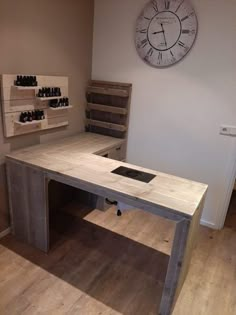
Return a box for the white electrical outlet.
[220,125,236,136]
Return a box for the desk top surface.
[6,132,208,219]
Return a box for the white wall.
[92,0,236,228]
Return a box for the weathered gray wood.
[86,80,132,144]
[86,119,127,132]
[6,160,30,242]
[6,132,208,315]
[87,86,129,97]
[45,171,185,223]
[6,160,49,252]
[95,196,110,212]
[159,218,190,315]
[87,103,128,115]
[26,168,49,251]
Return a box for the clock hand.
[152,30,164,34]
[160,23,168,47]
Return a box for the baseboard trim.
[0,227,11,239]
[200,219,216,230]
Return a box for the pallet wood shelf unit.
[86,80,132,144]
[1,74,71,138]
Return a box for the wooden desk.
[6,132,207,315]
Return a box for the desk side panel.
[174,193,207,301]
[26,167,49,252]
[6,160,30,242]
[6,159,49,252]
[159,193,207,315]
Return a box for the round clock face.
[135,0,198,67]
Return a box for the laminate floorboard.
[0,205,235,315]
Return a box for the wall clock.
[135,0,198,68]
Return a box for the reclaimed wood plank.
[87,103,128,115]
[87,86,129,97]
[86,119,127,132]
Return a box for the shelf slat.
[37,96,66,101]
[87,103,127,115]
[86,119,127,132]
[13,86,41,90]
[87,86,129,98]
[49,105,73,111]
[15,120,42,126]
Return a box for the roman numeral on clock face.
[165,1,170,10]
[141,39,148,48]
[145,48,154,61]
[147,48,154,56]
[175,0,184,13]
[152,0,159,12]
[170,50,176,61]
[181,12,195,22]
[182,29,190,34]
[181,15,189,22]
[178,40,186,47]
[138,29,147,34]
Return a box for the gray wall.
[0,0,94,232]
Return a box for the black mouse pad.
[111,166,156,183]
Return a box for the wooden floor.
[0,204,235,315]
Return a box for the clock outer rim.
[134,0,199,68]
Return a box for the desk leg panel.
[159,218,190,315]
[6,160,49,252]
[6,160,30,242]
[159,195,205,315]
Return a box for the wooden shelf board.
[87,86,129,98]
[13,86,41,90]
[37,96,65,101]
[86,119,127,132]
[49,105,73,111]
[87,103,127,115]
[91,80,132,88]
[15,120,43,126]
[47,121,68,129]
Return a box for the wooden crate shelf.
[86,80,132,154]
[87,103,128,115]
[86,119,127,132]
[87,86,129,98]
[1,74,70,138]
